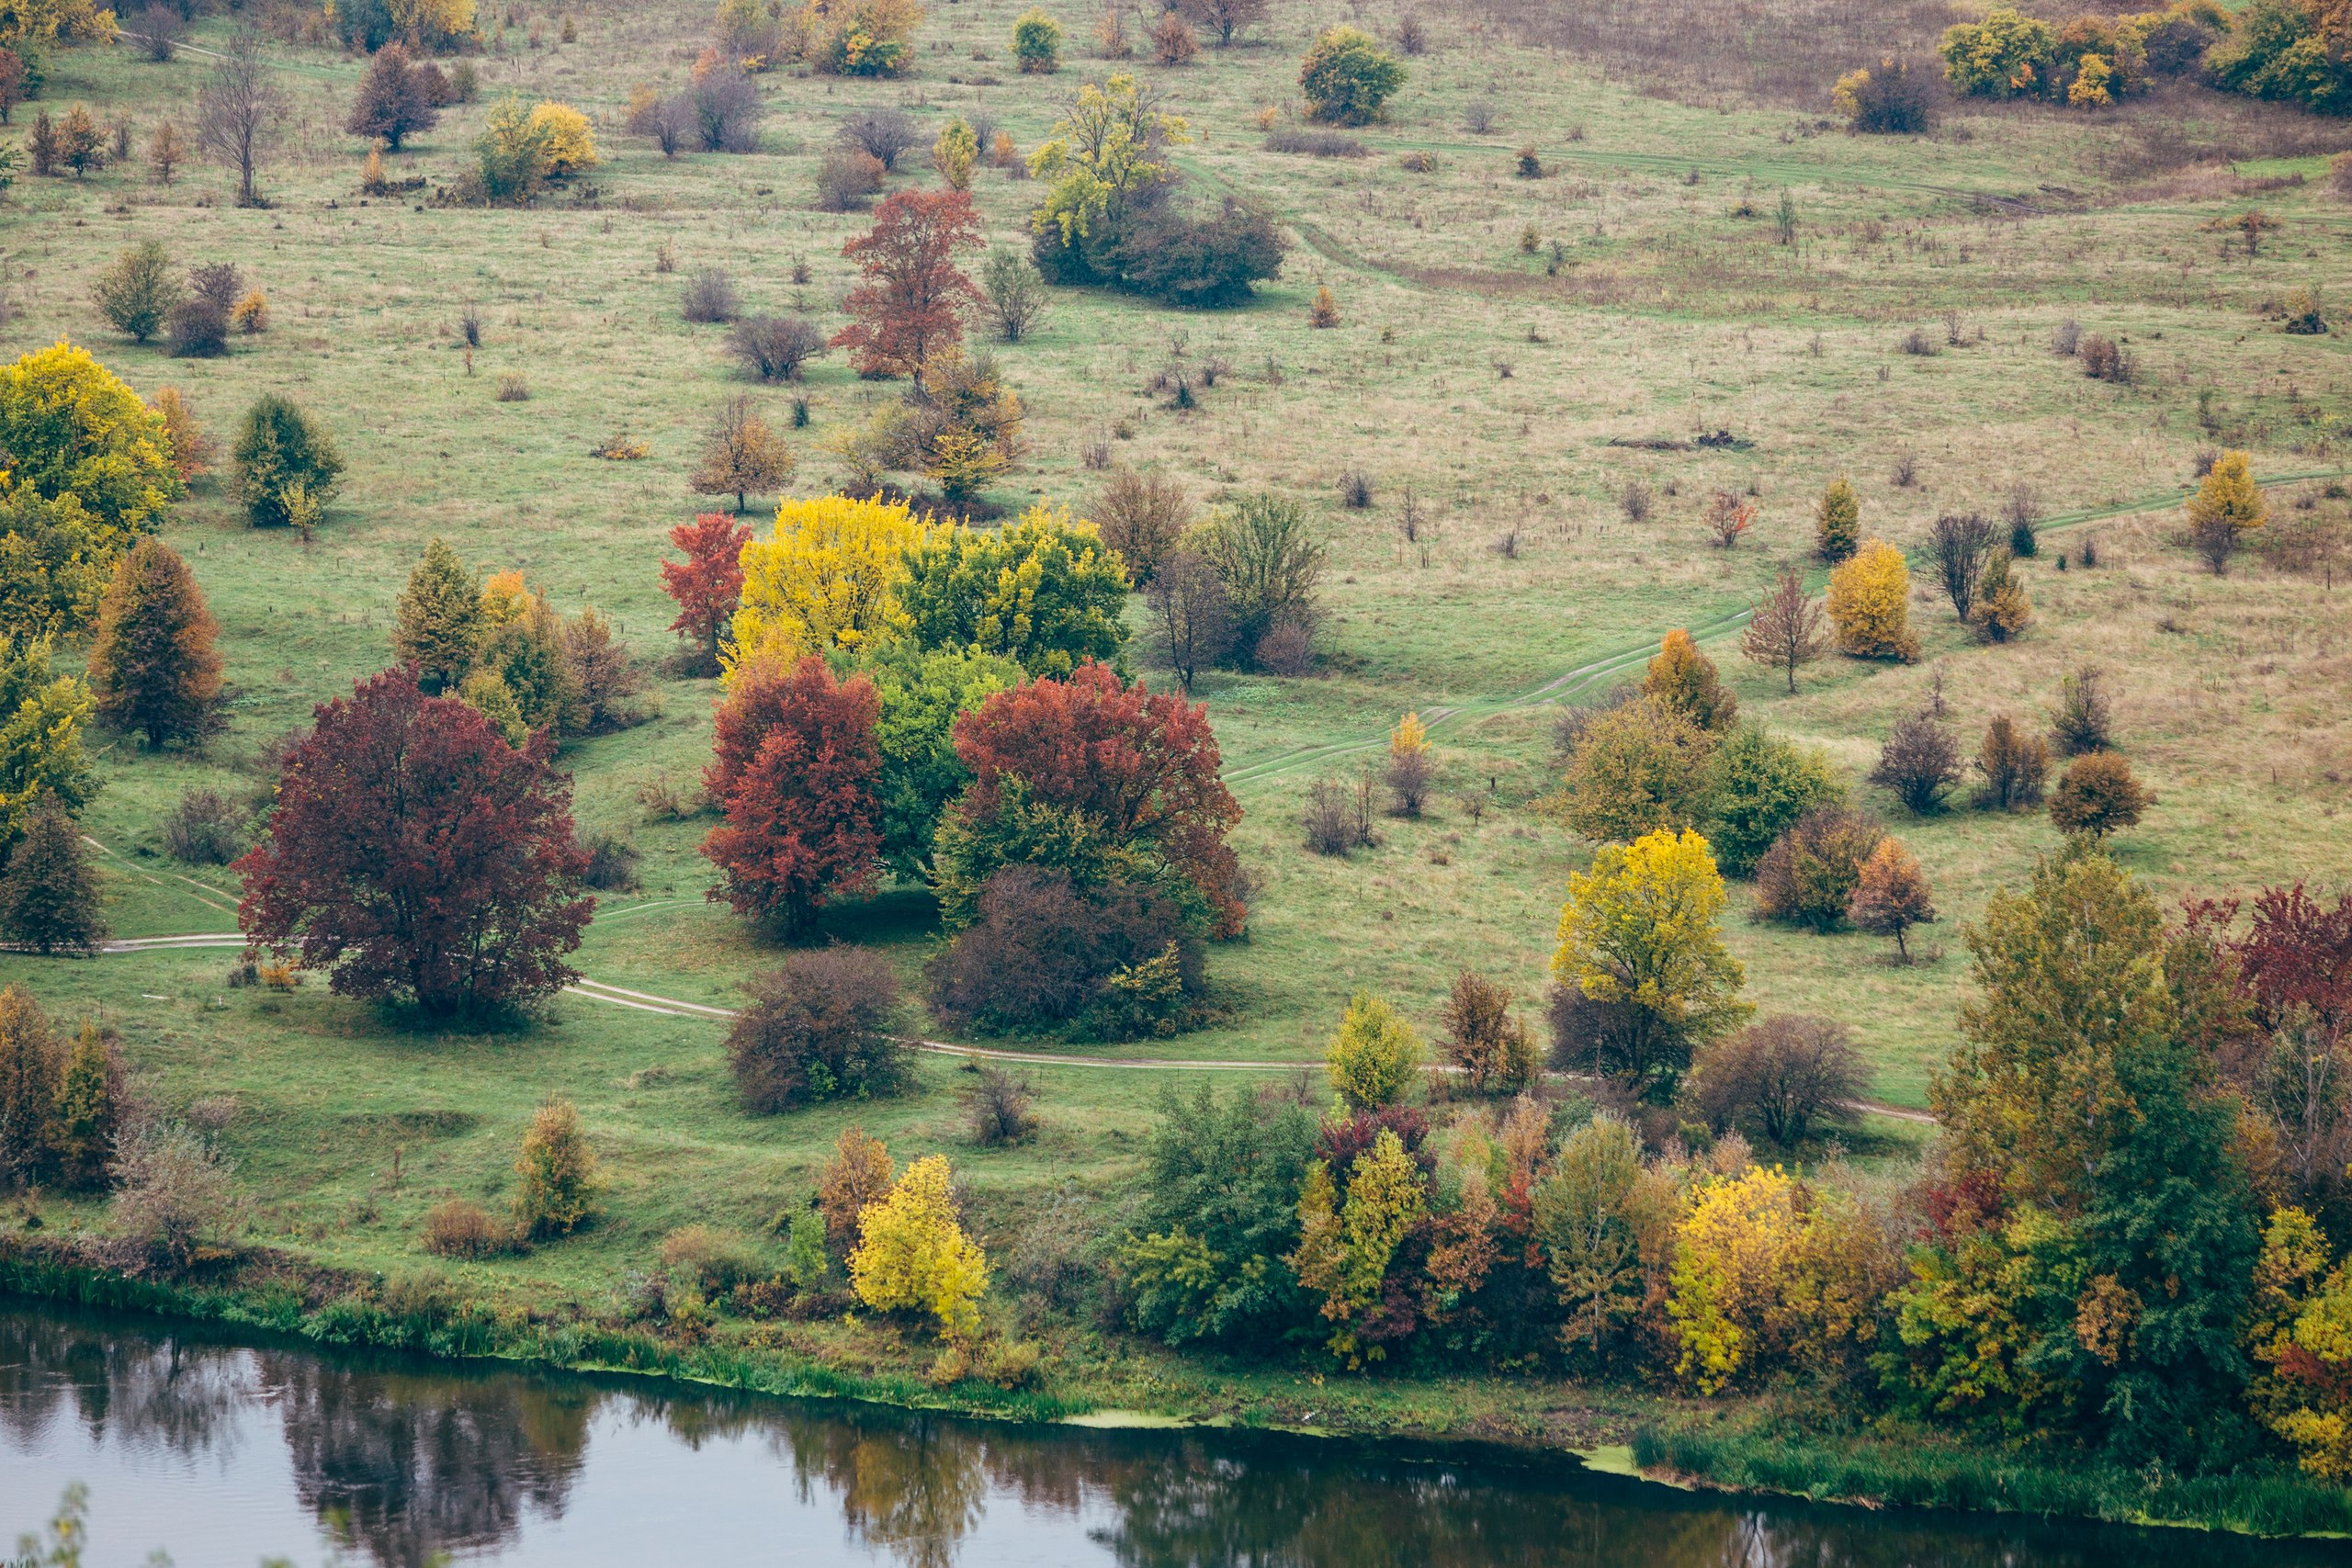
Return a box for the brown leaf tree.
[1739,566,1827,693]
[87,539,223,750]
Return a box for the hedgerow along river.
[4,1303,2346,1567]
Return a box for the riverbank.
[9,1235,2349,1543]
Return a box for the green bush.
[1011,6,1061,73]
[1298,27,1405,125]
[230,394,344,530]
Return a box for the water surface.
[1,1303,2343,1567]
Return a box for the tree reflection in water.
[5,1305,2346,1568]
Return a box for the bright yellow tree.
[1324,991,1423,1110]
[2187,449,2267,544]
[0,341,183,547]
[849,1154,989,1339]
[932,118,979,190]
[1288,1128,1427,1367]
[1825,537,1918,661]
[527,102,598,177]
[1552,828,1749,1099]
[727,493,930,676]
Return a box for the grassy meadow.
[3,0,2351,1325]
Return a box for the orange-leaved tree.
[831,186,985,378]
[661,512,752,675]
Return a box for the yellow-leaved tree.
[1324,991,1423,1110]
[849,1154,989,1340]
[1640,628,1737,731]
[1552,828,1749,1101]
[1,340,183,549]
[727,493,930,676]
[527,102,598,178]
[2187,448,2267,574]
[1287,1127,1428,1367]
[1825,537,1918,661]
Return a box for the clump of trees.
[1028,73,1285,308]
[392,540,644,738]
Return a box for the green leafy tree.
[0,490,109,645]
[857,642,1022,878]
[1298,26,1405,125]
[1185,492,1323,662]
[1118,1081,1320,1347]
[1325,991,1424,1110]
[230,393,344,529]
[1028,71,1187,260]
[1011,6,1061,72]
[899,502,1130,677]
[1815,475,1860,563]
[0,792,105,954]
[1704,725,1843,878]
[1939,6,2060,97]
[1532,1111,1655,1363]
[1553,828,1750,1101]
[86,539,221,749]
[1897,847,2263,1461]
[90,240,182,344]
[0,982,58,1188]
[0,634,96,854]
[514,1095,599,1238]
[50,1021,119,1190]
[393,537,485,694]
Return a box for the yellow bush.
[527,101,597,178]
[1825,537,1918,661]
[728,493,929,675]
[849,1154,988,1339]
[513,1096,600,1238]
[932,118,978,190]
[231,289,270,333]
[1667,1166,1889,1393]
[1324,992,1423,1110]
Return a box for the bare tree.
[196,27,286,208]
[1144,547,1232,690]
[1178,0,1267,46]
[1739,566,1827,692]
[1928,510,1997,622]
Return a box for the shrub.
[1095,469,1190,584]
[729,312,826,381]
[0,797,106,956]
[1870,710,1961,815]
[1012,6,1061,72]
[690,395,794,514]
[661,1223,763,1292]
[579,831,639,891]
[1835,58,1934,134]
[2049,751,2150,838]
[1111,197,1286,310]
[1440,971,1538,1095]
[422,1199,509,1258]
[1385,709,1433,816]
[0,986,60,1188]
[1973,716,2049,810]
[1928,511,1997,622]
[1848,837,1937,960]
[839,107,921,170]
[978,248,1050,343]
[964,1066,1038,1145]
[1264,128,1364,157]
[681,267,739,323]
[109,1118,242,1271]
[818,1126,895,1254]
[1815,476,1860,563]
[815,147,886,210]
[1152,11,1199,65]
[1691,1016,1863,1145]
[1190,492,1324,661]
[347,42,439,151]
[164,291,231,359]
[1300,25,1404,125]
[230,394,344,530]
[92,240,180,344]
[849,1155,988,1340]
[1826,538,1917,661]
[1326,992,1424,1110]
[526,101,595,178]
[2079,333,2133,383]
[1971,548,2030,642]
[2049,665,2113,755]
[688,64,763,152]
[1302,776,1355,855]
[231,290,269,333]
[924,868,1203,1038]
[1254,619,1316,675]
[513,1096,598,1238]
[1705,725,1843,878]
[1753,806,1884,931]
[728,946,909,1112]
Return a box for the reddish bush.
[701,656,883,935]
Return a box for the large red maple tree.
[831,187,984,379]
[945,661,1246,937]
[702,655,884,935]
[235,668,594,1016]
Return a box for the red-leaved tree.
[944,661,1246,937]
[661,512,752,675]
[831,187,984,379]
[235,668,594,1017]
[702,655,884,935]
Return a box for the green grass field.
[3,0,2350,1312]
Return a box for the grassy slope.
[2,0,2349,1318]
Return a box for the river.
[3,1303,2346,1567]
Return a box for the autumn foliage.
[701,654,884,934]
[936,661,1246,937]
[831,187,985,378]
[235,668,594,1016]
[1826,538,1919,661]
[661,513,752,674]
[86,539,222,749]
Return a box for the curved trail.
[93,934,1936,1120]
[1219,468,2351,793]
